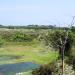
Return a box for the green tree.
[40,30,74,56]
[39,29,75,75]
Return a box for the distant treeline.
[0,25,55,29]
[0,24,75,30]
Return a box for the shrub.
[32,61,75,75]
[32,62,55,75]
[0,30,37,42]
[12,32,36,42]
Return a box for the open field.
[0,41,58,65]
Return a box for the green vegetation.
[0,29,58,65]
[32,27,75,75]
[22,71,32,75]
[32,60,75,75]
[0,27,75,75]
[0,44,58,65]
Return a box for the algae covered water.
[0,62,39,75]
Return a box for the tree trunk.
[62,47,64,75]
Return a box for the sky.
[0,0,75,26]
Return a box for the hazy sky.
[0,0,75,26]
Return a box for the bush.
[32,61,75,75]
[68,47,75,70]
[0,30,37,42]
[32,62,55,75]
[12,32,36,42]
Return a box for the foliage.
[67,47,75,70]
[71,26,75,33]
[32,62,55,75]
[12,32,36,42]
[39,30,75,56]
[0,28,75,74]
[0,30,37,42]
[32,61,75,75]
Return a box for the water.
[0,62,39,75]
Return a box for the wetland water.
[0,62,39,75]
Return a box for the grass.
[0,29,59,75]
[0,41,58,65]
[22,71,32,75]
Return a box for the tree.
[39,29,74,75]
[40,30,74,56]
